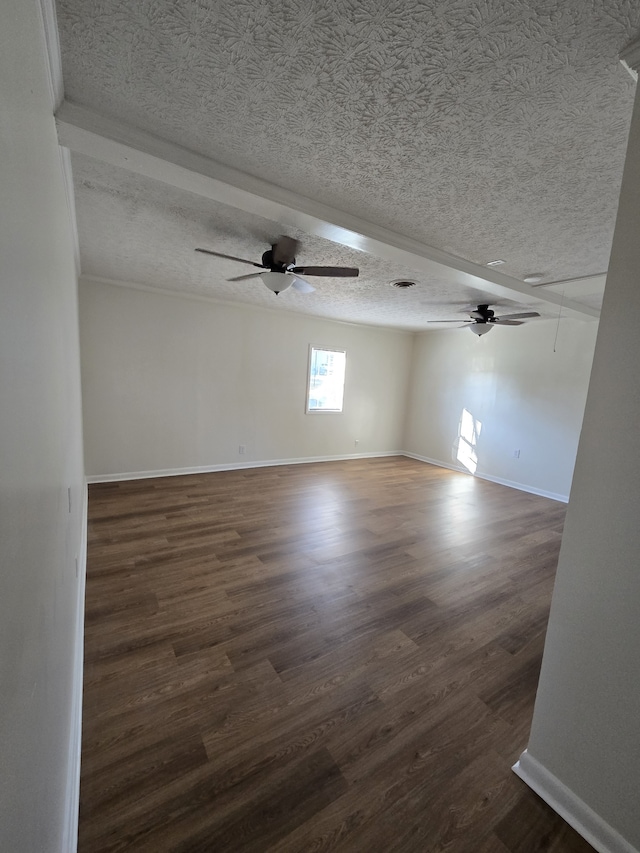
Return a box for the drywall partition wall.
[0,4,85,853]
[516,74,640,853]
[80,279,413,478]
[403,319,598,501]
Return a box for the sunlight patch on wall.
[457,408,482,474]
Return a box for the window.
[306,346,346,413]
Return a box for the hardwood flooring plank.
[79,728,208,822]
[202,681,381,791]
[384,751,521,853]
[476,834,512,853]
[495,790,597,852]
[170,748,348,853]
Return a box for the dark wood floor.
[80,457,594,852]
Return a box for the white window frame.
[306,345,346,414]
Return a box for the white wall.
[403,319,598,500]
[80,280,413,477]
[0,4,85,852]
[518,80,640,853]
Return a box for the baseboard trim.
[63,481,88,853]
[478,471,568,503]
[87,453,570,501]
[86,451,403,483]
[401,452,469,476]
[513,751,638,853]
[402,452,569,503]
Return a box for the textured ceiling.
[55,0,640,328]
[72,152,543,328]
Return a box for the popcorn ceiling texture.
[73,153,526,329]
[57,0,640,325]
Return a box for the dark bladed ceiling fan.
[195,236,359,295]
[429,304,541,335]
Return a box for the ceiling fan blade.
[290,276,315,294]
[272,236,300,266]
[293,266,359,277]
[427,319,473,323]
[496,311,540,320]
[227,272,264,282]
[195,248,264,268]
[493,319,524,326]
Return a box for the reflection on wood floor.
[80,456,595,852]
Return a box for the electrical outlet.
[513,449,520,458]
[354,439,359,447]
[239,445,245,455]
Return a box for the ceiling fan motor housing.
[262,248,294,272]
[261,249,274,268]
[471,304,495,321]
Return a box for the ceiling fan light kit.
[469,323,494,336]
[260,271,292,294]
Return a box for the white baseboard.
[63,481,88,853]
[87,453,570,501]
[402,452,569,503]
[85,451,402,483]
[478,471,568,503]
[513,751,638,853]
[401,452,470,476]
